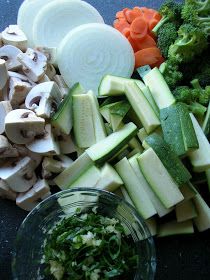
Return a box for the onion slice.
[33,0,104,48]
[17,0,54,47]
[57,23,135,95]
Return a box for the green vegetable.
[157,22,178,58]
[152,0,183,35]
[181,0,210,37]
[168,24,208,63]
[159,58,183,89]
[43,211,138,280]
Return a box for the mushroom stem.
[0,59,9,101]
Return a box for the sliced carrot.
[113,19,130,33]
[134,47,162,68]
[122,8,130,21]
[134,34,157,50]
[124,9,143,23]
[151,56,165,68]
[153,12,162,21]
[128,36,139,53]
[148,19,159,31]
[122,27,130,38]
[116,11,125,19]
[130,17,148,40]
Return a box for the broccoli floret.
[159,58,183,89]
[152,0,183,35]
[157,22,178,58]
[168,24,208,63]
[195,72,210,88]
[182,0,210,37]
[173,82,210,106]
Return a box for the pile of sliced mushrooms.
[0,25,75,211]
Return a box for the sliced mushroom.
[26,124,60,155]
[5,109,45,145]
[38,74,50,83]
[53,75,69,98]
[16,179,51,211]
[57,133,76,154]
[0,33,3,47]
[8,71,36,86]
[25,81,62,118]
[13,144,42,168]
[17,48,47,82]
[0,156,37,192]
[1,25,27,52]
[0,59,9,101]
[8,76,33,108]
[0,179,17,201]
[42,155,73,174]
[45,64,56,80]
[0,101,12,134]
[0,135,19,158]
[0,45,22,70]
[36,46,57,65]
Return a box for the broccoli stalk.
[152,0,183,35]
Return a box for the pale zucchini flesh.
[125,81,160,134]
[115,157,157,220]
[193,194,210,232]
[176,200,197,222]
[157,220,194,237]
[138,148,184,208]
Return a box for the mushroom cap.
[25,81,62,118]
[0,101,12,134]
[0,45,22,70]
[26,124,60,155]
[1,25,28,52]
[5,109,45,144]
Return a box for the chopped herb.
[43,211,138,280]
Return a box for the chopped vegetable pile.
[43,210,138,280]
[0,0,209,249]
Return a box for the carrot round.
[134,34,156,50]
[148,19,159,31]
[127,36,139,53]
[130,17,148,40]
[113,19,130,33]
[116,11,125,19]
[134,47,162,68]
[124,9,143,23]
[122,27,130,38]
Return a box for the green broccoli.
[168,24,208,63]
[173,81,210,106]
[157,22,178,58]
[182,0,210,37]
[152,0,183,35]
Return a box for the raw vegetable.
[43,211,138,279]
[33,0,104,48]
[17,0,53,46]
[134,47,162,68]
[157,220,194,237]
[57,23,135,95]
[193,193,210,232]
[175,200,197,222]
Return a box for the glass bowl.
[12,188,156,280]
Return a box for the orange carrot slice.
[134,34,157,50]
[128,36,139,53]
[116,11,125,19]
[148,19,159,31]
[134,47,162,68]
[130,17,148,40]
[122,27,130,38]
[113,19,130,33]
[124,9,143,23]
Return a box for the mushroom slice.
[5,109,45,145]
[0,156,37,192]
[8,76,33,108]
[53,75,69,98]
[0,135,19,158]
[1,25,28,52]
[17,48,47,82]
[36,46,57,65]
[0,33,3,47]
[57,133,76,154]
[8,71,36,86]
[0,59,9,101]
[16,179,51,211]
[45,64,56,80]
[25,81,62,118]
[13,144,42,168]
[38,74,51,83]
[42,155,73,174]
[0,45,22,70]
[0,101,12,134]
[0,179,17,201]
[26,124,60,155]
